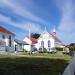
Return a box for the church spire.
[45,26,47,32]
[53,26,56,34]
[43,26,48,33]
[29,24,30,39]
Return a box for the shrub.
[55,47,63,51]
[39,48,47,53]
[43,48,47,53]
[70,47,75,51]
[24,50,28,53]
[31,47,37,52]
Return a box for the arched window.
[41,41,44,48]
[48,40,51,47]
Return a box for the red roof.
[0,26,14,35]
[27,36,37,44]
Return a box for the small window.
[2,35,5,39]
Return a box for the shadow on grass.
[0,57,69,75]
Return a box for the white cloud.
[0,14,43,33]
[0,14,11,23]
[56,0,75,44]
[0,0,47,24]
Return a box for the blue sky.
[0,0,75,44]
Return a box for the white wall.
[23,37,32,44]
[38,32,55,50]
[14,41,24,52]
[24,45,31,52]
[23,37,32,52]
[0,32,15,47]
[0,32,15,52]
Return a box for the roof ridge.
[0,26,15,35]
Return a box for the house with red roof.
[0,26,15,53]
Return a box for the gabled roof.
[40,31,64,45]
[0,26,15,35]
[27,36,37,44]
[15,39,29,45]
[49,32,62,43]
[49,32,65,46]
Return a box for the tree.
[70,43,75,46]
[31,33,40,39]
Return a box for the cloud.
[0,14,43,33]
[0,0,47,24]
[0,14,11,23]
[56,0,75,44]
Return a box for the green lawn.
[0,53,71,75]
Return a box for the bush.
[55,47,63,51]
[31,47,37,52]
[70,47,75,51]
[43,48,47,53]
[39,48,47,53]
[24,50,28,53]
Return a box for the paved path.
[63,55,75,75]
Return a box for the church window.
[48,40,51,47]
[41,41,44,48]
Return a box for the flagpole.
[29,24,31,54]
[29,24,30,40]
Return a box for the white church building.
[23,27,64,53]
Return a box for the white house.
[14,39,29,52]
[0,26,15,53]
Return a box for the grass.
[0,53,72,75]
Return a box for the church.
[23,27,64,53]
